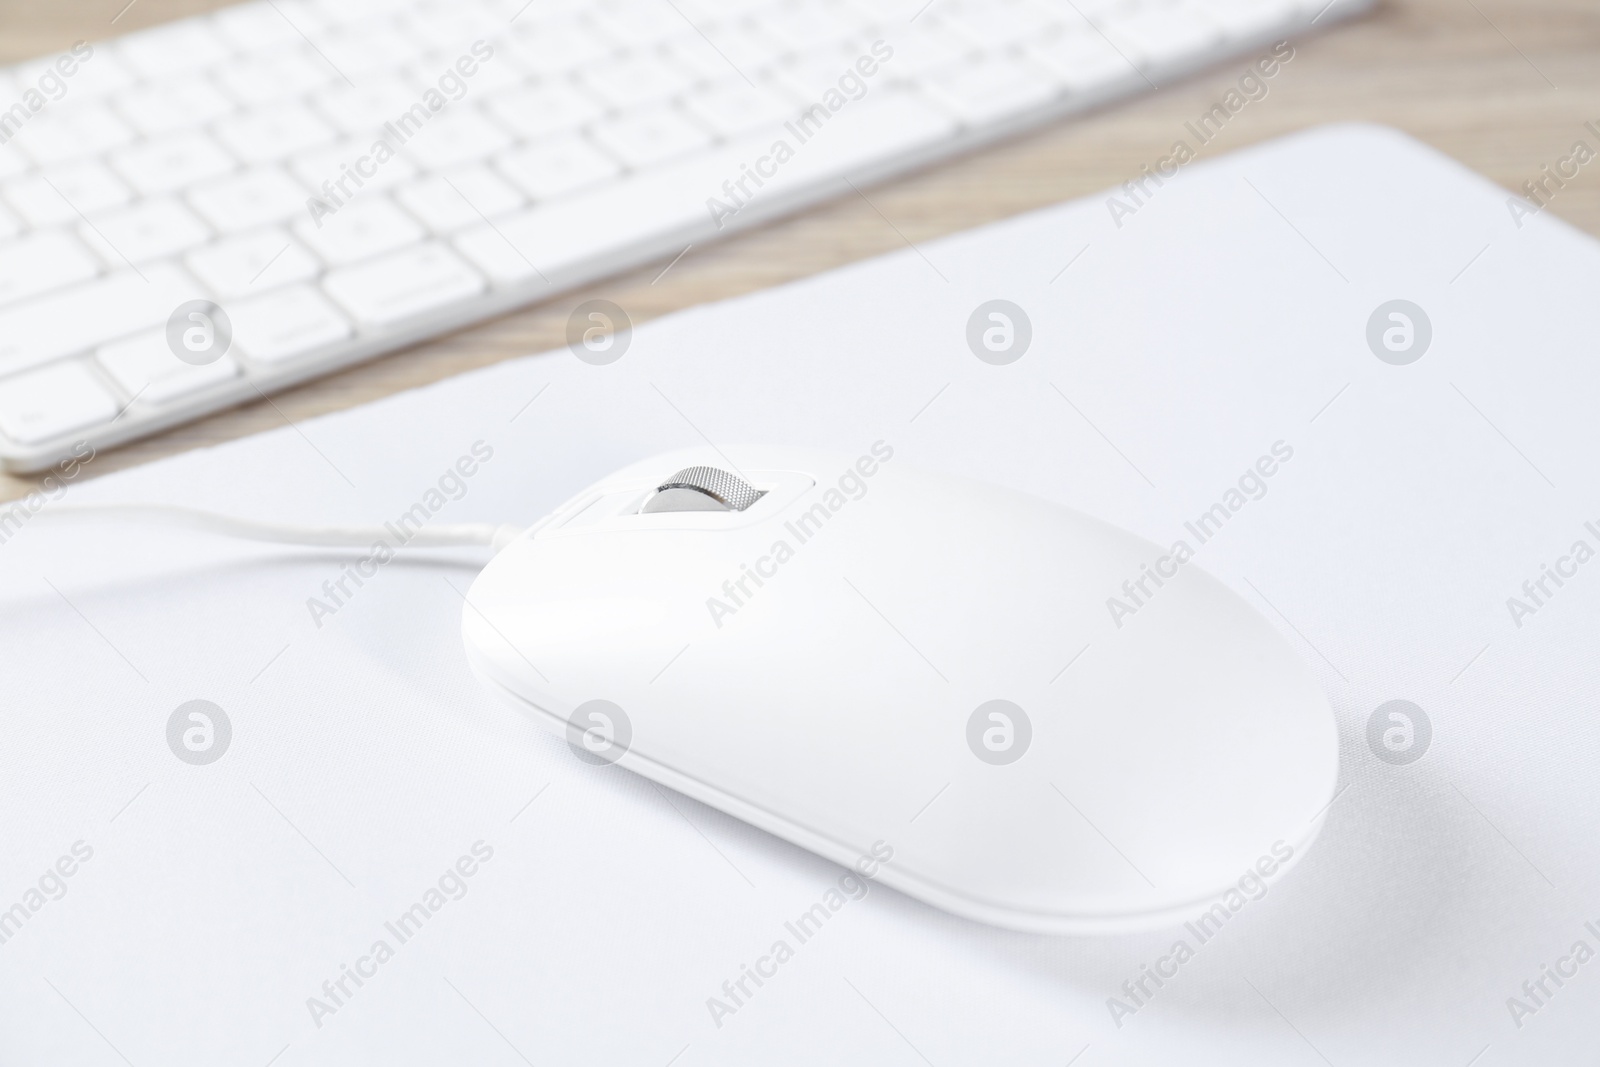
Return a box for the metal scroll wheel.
[640,466,765,513]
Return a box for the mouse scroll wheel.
[640,466,765,513]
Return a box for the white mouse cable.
[34,465,761,548]
[34,504,526,552]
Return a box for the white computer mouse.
[462,444,1339,934]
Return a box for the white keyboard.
[0,0,1368,472]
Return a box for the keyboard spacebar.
[0,263,199,377]
[501,91,958,281]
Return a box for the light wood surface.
[1,0,1596,501]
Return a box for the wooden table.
[2,0,1596,501]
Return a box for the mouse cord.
[34,505,525,552]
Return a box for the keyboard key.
[322,242,485,327]
[186,230,321,298]
[919,56,1058,125]
[582,54,699,110]
[0,231,101,308]
[882,23,970,79]
[188,168,311,231]
[677,22,786,74]
[402,111,513,170]
[216,104,338,166]
[113,19,233,78]
[672,0,771,17]
[1003,0,1089,26]
[82,199,212,264]
[497,136,621,200]
[483,90,955,283]
[111,132,238,196]
[1057,0,1128,17]
[214,45,334,107]
[230,285,352,364]
[933,2,1057,49]
[258,0,339,31]
[591,106,713,168]
[116,75,237,136]
[823,1,888,33]
[1101,8,1224,68]
[319,0,412,22]
[11,102,135,166]
[3,162,132,227]
[291,140,418,196]
[96,330,240,404]
[453,224,546,287]
[1204,0,1303,38]
[788,89,958,175]
[12,48,134,99]
[394,8,503,53]
[1027,28,1142,93]
[587,4,685,48]
[503,16,612,72]
[482,84,604,142]
[659,30,752,84]
[268,0,338,31]
[212,3,308,50]
[755,1,855,51]
[410,48,524,93]
[293,195,424,265]
[319,26,425,79]
[314,78,425,137]
[0,361,120,444]
[0,263,198,375]
[772,44,878,100]
[395,168,524,234]
[685,79,798,138]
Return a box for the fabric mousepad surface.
[1,123,1596,1065]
